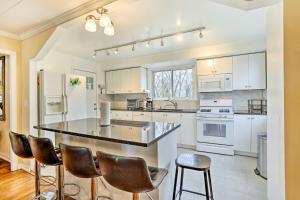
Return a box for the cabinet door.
[233,55,249,90]
[132,112,152,122]
[197,59,214,75]
[112,70,121,94]
[250,115,267,153]
[214,57,233,74]
[151,112,166,122]
[121,69,132,93]
[234,115,252,152]
[249,53,266,90]
[179,113,196,146]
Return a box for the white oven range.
[196,99,234,155]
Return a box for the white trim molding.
[0,30,20,40]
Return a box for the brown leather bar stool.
[172,153,214,200]
[96,151,168,200]
[9,131,41,199]
[59,143,111,200]
[28,135,65,200]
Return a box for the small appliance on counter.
[248,99,267,115]
[146,97,153,110]
[255,133,267,179]
[127,99,139,110]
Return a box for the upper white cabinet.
[197,57,232,75]
[233,52,266,90]
[234,114,267,154]
[106,67,148,94]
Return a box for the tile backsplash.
[100,89,266,111]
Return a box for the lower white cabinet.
[179,113,196,147]
[132,112,152,122]
[111,111,133,120]
[234,114,267,154]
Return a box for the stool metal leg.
[56,165,64,200]
[91,178,97,200]
[208,169,214,200]
[179,168,184,199]
[203,170,210,200]
[35,161,41,198]
[172,166,179,200]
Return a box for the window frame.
[152,67,195,100]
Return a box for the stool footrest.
[176,189,214,199]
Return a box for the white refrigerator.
[38,70,87,125]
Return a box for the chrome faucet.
[164,99,178,110]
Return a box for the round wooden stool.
[172,153,214,200]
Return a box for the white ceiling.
[52,0,268,62]
[209,0,279,10]
[0,0,91,34]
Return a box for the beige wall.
[0,36,21,159]
[0,28,54,159]
[284,0,300,199]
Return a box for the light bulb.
[99,9,111,27]
[85,15,97,32]
[104,24,115,36]
[176,33,183,41]
[146,41,150,48]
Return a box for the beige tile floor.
[176,148,267,200]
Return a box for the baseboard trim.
[0,153,10,162]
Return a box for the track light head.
[114,48,118,54]
[199,30,204,38]
[132,43,135,51]
[146,40,150,48]
[92,51,96,58]
[106,50,110,56]
[160,38,164,47]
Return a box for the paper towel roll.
[100,101,111,126]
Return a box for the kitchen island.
[34,118,180,200]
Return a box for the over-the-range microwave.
[198,74,232,92]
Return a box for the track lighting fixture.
[114,48,118,54]
[94,26,205,55]
[146,40,150,48]
[84,8,115,36]
[160,38,164,47]
[199,30,203,38]
[92,51,97,58]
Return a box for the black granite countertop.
[111,108,198,113]
[34,118,181,147]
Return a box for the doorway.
[73,69,98,118]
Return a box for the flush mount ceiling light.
[93,26,205,56]
[84,8,115,36]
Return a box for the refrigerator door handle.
[63,95,68,114]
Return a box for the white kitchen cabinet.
[179,113,196,147]
[233,52,266,90]
[250,115,267,153]
[234,114,267,154]
[197,57,232,75]
[233,55,249,90]
[248,53,266,90]
[234,115,252,152]
[132,112,152,122]
[111,111,133,120]
[105,67,148,94]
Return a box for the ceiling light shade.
[85,15,97,32]
[99,9,111,27]
[104,23,115,36]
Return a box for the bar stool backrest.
[96,151,154,194]
[9,131,33,159]
[28,135,61,166]
[59,143,100,178]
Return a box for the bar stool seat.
[173,153,214,200]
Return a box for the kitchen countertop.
[234,110,267,115]
[111,108,198,113]
[34,118,181,147]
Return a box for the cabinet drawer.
[111,111,132,120]
[132,112,152,122]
